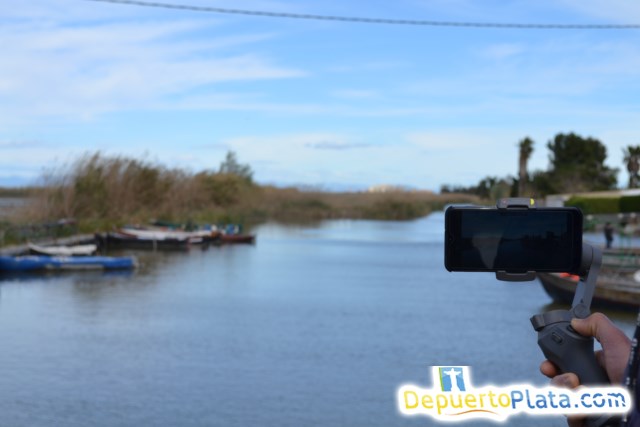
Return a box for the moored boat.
[28,242,97,256]
[220,233,256,244]
[599,245,640,273]
[0,255,137,272]
[218,223,255,244]
[118,227,221,245]
[95,231,192,251]
[603,246,640,257]
[536,272,640,311]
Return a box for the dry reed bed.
[6,153,479,231]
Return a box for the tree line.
[440,132,640,199]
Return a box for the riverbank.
[0,188,477,243]
[243,186,478,222]
[0,153,479,244]
[0,152,477,232]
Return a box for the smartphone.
[444,205,583,273]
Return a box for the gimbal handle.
[530,244,618,427]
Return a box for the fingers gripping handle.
[533,318,618,427]
[537,321,609,384]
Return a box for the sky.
[2,0,640,191]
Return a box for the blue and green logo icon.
[438,367,466,392]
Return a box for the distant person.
[604,222,614,249]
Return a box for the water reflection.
[0,213,636,427]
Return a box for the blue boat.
[0,255,137,272]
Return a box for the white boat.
[118,227,220,245]
[28,242,97,256]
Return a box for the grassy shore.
[1,153,479,238]
[0,187,35,198]
[235,186,478,223]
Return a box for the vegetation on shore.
[442,132,631,200]
[0,187,35,198]
[2,152,478,236]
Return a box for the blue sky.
[2,0,640,191]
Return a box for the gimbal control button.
[551,332,564,344]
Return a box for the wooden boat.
[220,233,256,244]
[218,223,255,244]
[95,231,192,251]
[536,272,640,311]
[598,245,640,273]
[28,242,97,256]
[0,255,137,272]
[604,246,640,257]
[119,227,221,245]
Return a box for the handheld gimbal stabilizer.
[496,198,617,427]
[529,243,606,385]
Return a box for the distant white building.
[367,184,418,193]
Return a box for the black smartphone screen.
[444,206,582,273]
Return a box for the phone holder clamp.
[494,198,538,282]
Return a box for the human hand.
[539,313,631,427]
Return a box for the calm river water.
[0,212,636,427]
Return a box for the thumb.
[571,313,631,384]
[570,313,625,347]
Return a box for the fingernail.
[552,376,573,388]
[558,377,573,387]
[571,318,586,328]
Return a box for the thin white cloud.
[305,141,372,150]
[221,133,373,182]
[0,13,304,125]
[0,140,45,149]
[406,36,640,103]
[478,43,524,60]
[410,0,640,22]
[406,130,522,151]
[326,61,408,74]
[218,130,523,189]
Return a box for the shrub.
[564,196,620,214]
[620,195,640,213]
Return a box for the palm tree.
[518,137,534,196]
[623,146,640,188]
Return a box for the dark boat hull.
[220,234,256,244]
[537,272,640,311]
[95,232,192,251]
